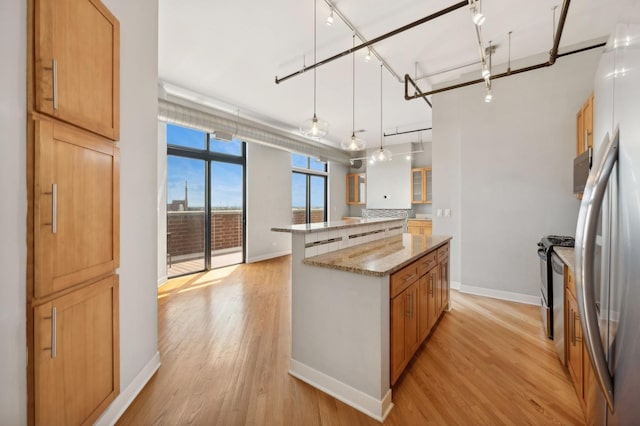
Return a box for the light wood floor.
[117,255,584,425]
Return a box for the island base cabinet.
[390,241,450,385]
[34,275,119,426]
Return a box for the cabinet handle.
[573,310,581,343]
[429,276,434,295]
[409,291,413,319]
[51,183,57,234]
[44,307,57,358]
[405,292,411,318]
[570,308,576,345]
[44,59,58,110]
[404,273,416,282]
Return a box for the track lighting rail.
[275,0,469,85]
[404,0,604,100]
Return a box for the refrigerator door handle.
[576,128,619,413]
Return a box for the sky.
[167,124,327,209]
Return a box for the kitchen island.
[272,218,451,421]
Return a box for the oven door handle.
[575,129,618,412]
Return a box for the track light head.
[326,9,334,26]
[365,49,372,62]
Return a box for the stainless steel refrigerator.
[575,23,640,424]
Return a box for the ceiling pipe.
[275,0,469,84]
[384,126,432,137]
[404,0,595,101]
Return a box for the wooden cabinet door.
[439,257,450,312]
[390,283,419,384]
[576,109,585,155]
[34,275,119,425]
[34,0,120,140]
[346,173,366,205]
[418,272,437,341]
[425,168,432,203]
[34,119,119,298]
[427,269,437,331]
[584,95,594,150]
[566,291,583,395]
[390,290,408,384]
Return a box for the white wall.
[366,143,412,209]
[0,0,27,422]
[329,162,349,221]
[246,143,293,262]
[99,0,160,422]
[433,49,600,299]
[157,123,167,286]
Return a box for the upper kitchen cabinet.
[346,173,366,205]
[34,0,120,140]
[576,94,593,155]
[411,167,432,204]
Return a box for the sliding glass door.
[210,161,244,269]
[166,123,245,277]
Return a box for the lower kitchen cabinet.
[34,274,119,425]
[407,219,432,236]
[390,241,449,384]
[564,267,596,418]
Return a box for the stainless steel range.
[537,235,574,355]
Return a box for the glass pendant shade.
[484,90,493,103]
[341,133,366,151]
[300,113,329,138]
[370,147,392,163]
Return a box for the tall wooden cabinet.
[28,0,120,423]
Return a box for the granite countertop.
[271,217,403,234]
[554,246,575,271]
[303,234,451,277]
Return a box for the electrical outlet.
[437,209,442,216]
[444,209,451,217]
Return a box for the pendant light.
[300,0,329,139]
[370,64,392,163]
[341,35,366,151]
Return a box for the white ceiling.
[159,0,640,150]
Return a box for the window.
[166,124,246,277]
[292,154,327,224]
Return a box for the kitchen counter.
[554,247,575,271]
[303,234,450,277]
[271,217,402,234]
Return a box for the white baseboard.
[94,351,161,426]
[458,284,539,305]
[246,250,291,263]
[157,275,167,287]
[289,359,393,422]
[450,280,461,290]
